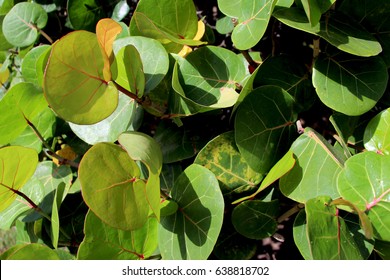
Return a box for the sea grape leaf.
[1,244,59,260]
[273,8,382,57]
[0,146,38,212]
[160,163,182,194]
[280,127,346,203]
[337,152,390,241]
[375,240,390,260]
[2,2,48,47]
[232,200,279,240]
[160,199,178,217]
[194,131,262,196]
[118,131,163,220]
[0,82,47,145]
[339,0,390,66]
[96,18,122,82]
[44,31,118,125]
[111,0,130,22]
[50,182,66,249]
[235,85,297,174]
[234,150,295,204]
[67,0,107,32]
[215,16,234,35]
[129,0,201,53]
[300,0,336,26]
[159,164,224,260]
[112,45,145,98]
[313,52,388,116]
[21,45,51,87]
[0,16,12,51]
[79,143,149,231]
[305,196,371,259]
[77,211,158,260]
[217,0,276,50]
[113,36,169,94]
[364,108,390,155]
[69,94,141,145]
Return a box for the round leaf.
[1,244,59,260]
[313,52,388,116]
[2,2,48,47]
[159,164,224,260]
[79,143,148,231]
[44,31,118,124]
[235,85,297,174]
[0,146,38,212]
[78,211,158,260]
[67,0,107,32]
[232,200,279,240]
[337,152,390,241]
[364,108,390,155]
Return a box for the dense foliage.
[0,0,389,260]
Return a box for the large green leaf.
[305,196,372,259]
[2,2,48,47]
[170,46,245,115]
[69,94,141,145]
[78,211,158,260]
[337,152,390,241]
[235,85,297,174]
[79,143,149,231]
[0,146,38,212]
[273,8,382,57]
[129,0,200,53]
[280,127,346,203]
[44,31,118,124]
[217,0,276,50]
[159,164,224,260]
[339,0,390,66]
[1,243,59,260]
[0,82,47,145]
[194,131,262,196]
[313,52,388,116]
[67,0,107,32]
[364,108,390,155]
[113,36,169,94]
[232,200,279,240]
[118,131,163,220]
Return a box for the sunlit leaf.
[1,244,59,260]
[21,45,51,87]
[364,108,390,155]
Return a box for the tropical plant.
[0,0,389,260]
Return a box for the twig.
[277,203,305,223]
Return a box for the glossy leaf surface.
[364,108,390,155]
[159,164,224,260]
[44,31,118,124]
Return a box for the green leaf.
[232,200,279,239]
[79,142,148,231]
[0,146,38,212]
[234,150,295,204]
[374,239,390,259]
[300,0,336,26]
[21,45,51,87]
[0,15,12,51]
[273,8,382,57]
[1,243,59,260]
[235,85,297,174]
[67,0,107,32]
[280,128,346,203]
[293,210,312,259]
[129,0,200,53]
[217,0,276,50]
[160,199,178,217]
[77,211,158,260]
[111,0,130,22]
[337,152,390,241]
[339,0,390,66]
[118,131,163,220]
[194,131,262,196]
[305,196,371,259]
[2,2,48,47]
[159,164,224,260]
[113,36,169,94]
[364,108,390,155]
[0,82,47,145]
[170,46,245,115]
[215,16,234,35]
[44,30,118,125]
[51,182,66,249]
[112,45,145,98]
[313,52,388,116]
[69,94,141,145]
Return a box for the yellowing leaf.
[0,64,10,86]
[53,145,77,166]
[96,18,122,81]
[178,20,206,57]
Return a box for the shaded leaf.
[77,211,158,260]
[159,164,224,260]
[160,199,178,217]
[67,0,107,32]
[300,0,336,26]
[44,31,118,124]
[50,182,66,249]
